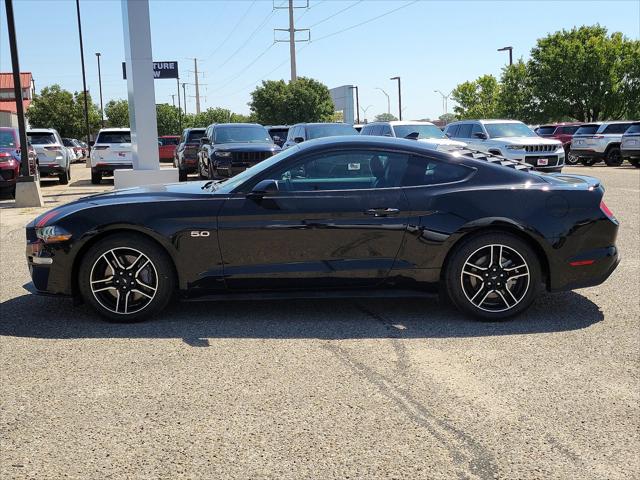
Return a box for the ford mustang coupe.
[26,136,620,322]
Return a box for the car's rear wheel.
[78,233,176,322]
[59,165,70,185]
[178,168,187,182]
[604,147,623,167]
[445,232,542,320]
[91,170,102,184]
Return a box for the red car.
[536,122,583,165]
[158,135,180,162]
[0,127,38,196]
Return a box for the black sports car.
[26,136,620,322]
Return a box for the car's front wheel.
[604,147,623,167]
[445,232,542,320]
[78,233,176,322]
[566,150,580,165]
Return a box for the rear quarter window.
[624,123,640,134]
[574,125,599,135]
[603,123,632,134]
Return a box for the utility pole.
[171,94,175,107]
[274,0,309,82]
[95,52,104,127]
[182,82,187,115]
[193,58,201,114]
[176,77,182,130]
[75,0,91,155]
[390,76,402,121]
[498,46,513,66]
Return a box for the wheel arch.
[604,142,621,154]
[440,221,551,289]
[70,226,180,299]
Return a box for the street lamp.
[375,87,390,115]
[95,52,104,127]
[75,0,91,154]
[434,89,452,117]
[497,46,513,66]
[390,76,402,121]
[349,85,360,124]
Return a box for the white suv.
[570,121,635,167]
[90,128,132,184]
[444,119,565,172]
[360,121,467,152]
[26,128,72,184]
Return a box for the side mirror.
[472,132,487,139]
[294,136,304,144]
[247,179,279,201]
[200,137,210,145]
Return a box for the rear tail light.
[44,146,63,153]
[600,200,616,221]
[0,151,11,158]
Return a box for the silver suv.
[570,121,635,166]
[26,128,72,184]
[444,119,564,172]
[360,121,466,152]
[621,122,640,168]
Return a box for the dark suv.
[174,128,206,181]
[198,123,280,179]
[621,122,640,168]
[535,122,582,165]
[282,123,358,150]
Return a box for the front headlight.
[36,225,72,243]
[215,151,232,157]
[506,145,525,150]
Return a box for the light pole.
[75,0,91,155]
[349,85,360,124]
[95,52,104,127]
[390,76,402,121]
[497,46,513,66]
[376,87,390,115]
[434,90,452,117]
[182,82,187,115]
[360,104,373,122]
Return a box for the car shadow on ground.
[0,289,603,344]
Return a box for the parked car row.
[62,137,88,163]
[0,127,38,196]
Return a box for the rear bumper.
[0,165,19,187]
[39,164,65,176]
[570,149,604,158]
[549,246,620,292]
[621,148,640,159]
[92,163,133,175]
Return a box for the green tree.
[528,25,638,121]
[374,112,398,122]
[27,84,101,138]
[155,104,182,135]
[497,60,540,123]
[249,77,334,124]
[104,99,130,128]
[451,75,500,119]
[438,113,458,125]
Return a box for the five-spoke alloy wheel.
[446,232,542,320]
[79,233,175,322]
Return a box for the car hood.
[84,180,216,205]
[416,138,467,149]
[492,137,562,146]
[214,143,280,152]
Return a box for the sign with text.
[122,61,179,80]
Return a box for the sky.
[1,0,639,122]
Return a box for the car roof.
[367,121,437,127]
[266,125,289,129]
[295,122,353,127]
[212,123,264,128]
[27,128,58,133]
[159,135,180,138]
[97,127,130,132]
[539,122,583,127]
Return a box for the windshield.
[215,146,300,194]
[536,126,556,136]
[97,131,131,143]
[625,123,640,134]
[307,124,358,139]
[186,130,205,143]
[393,124,445,139]
[159,137,179,146]
[575,125,599,135]
[214,126,272,144]
[27,132,56,144]
[485,123,536,138]
[0,130,16,147]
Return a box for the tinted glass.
[484,123,536,138]
[625,123,640,134]
[560,125,580,135]
[380,125,393,136]
[159,137,179,146]
[214,126,271,144]
[446,124,459,137]
[27,132,56,144]
[574,125,599,135]
[0,130,16,147]
[471,123,485,137]
[603,123,632,134]
[457,124,472,138]
[96,131,131,143]
[268,128,288,139]
[536,126,556,135]
[393,124,445,139]
[400,156,472,187]
[62,138,74,146]
[306,124,358,139]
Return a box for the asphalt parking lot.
[1,163,638,479]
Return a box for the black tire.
[604,147,623,167]
[566,150,580,165]
[58,165,70,185]
[198,159,206,179]
[445,232,542,320]
[78,233,176,322]
[580,158,598,166]
[91,170,102,184]
[629,158,640,169]
[178,168,187,182]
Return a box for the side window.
[471,123,484,138]
[604,123,631,134]
[457,123,473,138]
[380,125,393,137]
[371,125,382,136]
[400,156,473,187]
[446,124,459,138]
[360,125,371,135]
[267,150,409,191]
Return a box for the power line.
[202,0,257,60]
[308,0,363,28]
[207,43,276,95]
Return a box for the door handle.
[364,208,400,217]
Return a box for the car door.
[217,148,411,290]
